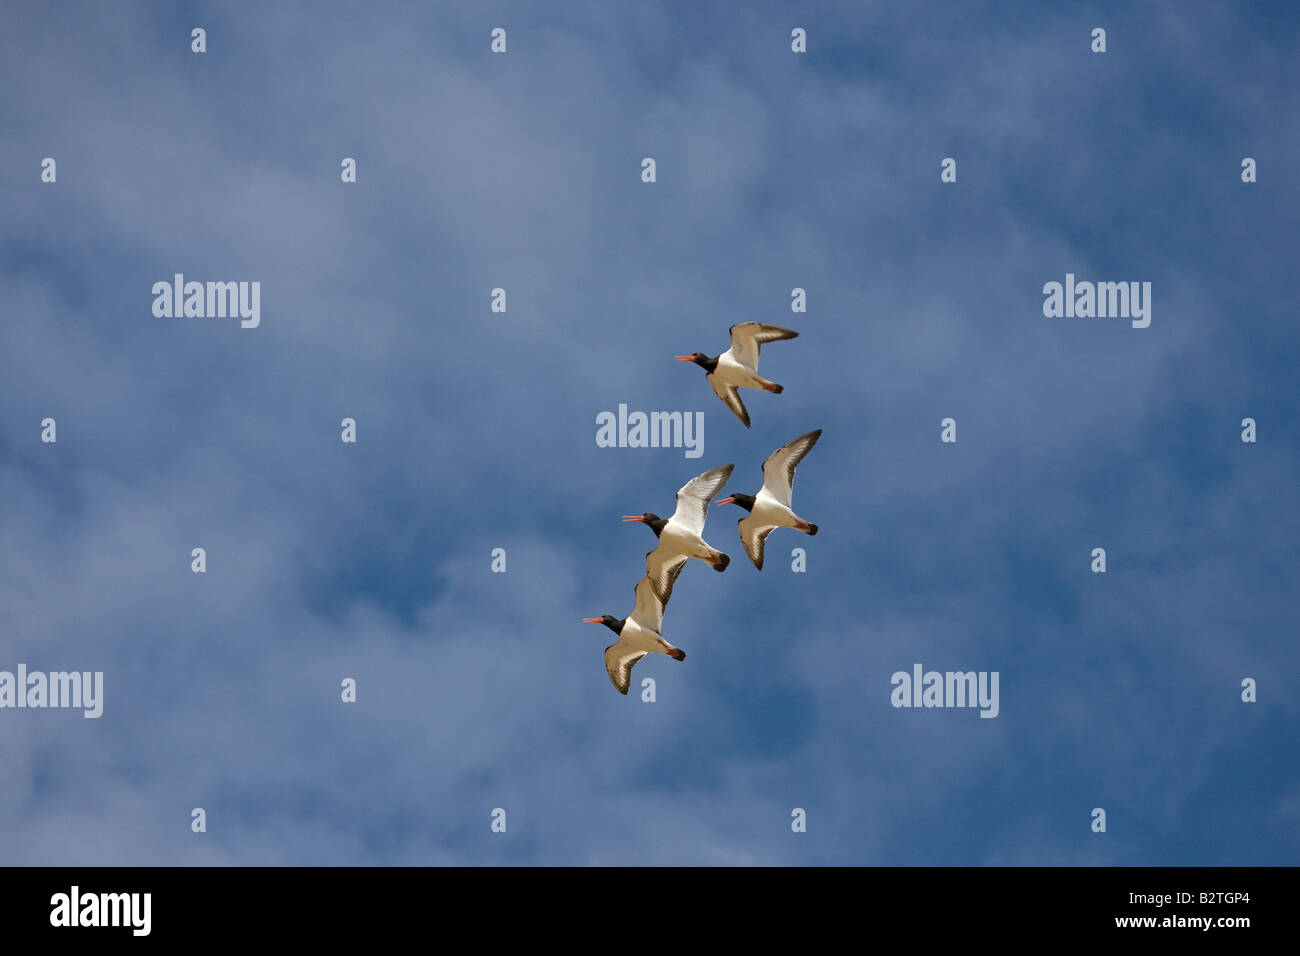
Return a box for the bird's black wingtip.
[807,523,819,536]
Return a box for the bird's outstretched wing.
[645,546,688,604]
[760,429,822,507]
[604,643,647,695]
[669,463,734,535]
[708,375,750,427]
[628,575,668,633]
[738,514,777,571]
[728,322,799,370]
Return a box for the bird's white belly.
[661,523,711,557]
[622,620,667,654]
[753,493,798,528]
[713,355,763,388]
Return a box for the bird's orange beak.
[716,496,736,506]
[622,515,646,522]
[582,618,603,624]
[675,355,695,361]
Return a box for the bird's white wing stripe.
[738,514,777,571]
[645,547,688,604]
[728,322,798,370]
[709,375,750,427]
[605,643,647,695]
[629,575,667,633]
[760,429,822,508]
[670,463,734,534]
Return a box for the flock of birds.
[584,322,823,694]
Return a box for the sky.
[1,0,1297,865]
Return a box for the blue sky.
[1,0,1297,865]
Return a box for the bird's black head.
[717,492,756,512]
[676,352,718,373]
[622,512,667,536]
[583,614,624,634]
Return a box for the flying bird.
[624,463,733,599]
[677,322,799,427]
[584,576,685,695]
[718,429,822,570]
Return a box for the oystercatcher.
[584,576,685,695]
[624,463,733,599]
[677,322,799,428]
[718,429,822,570]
